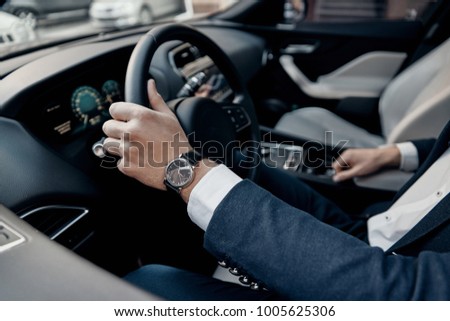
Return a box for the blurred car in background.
[89,0,189,28]
[2,0,92,29]
[0,11,35,45]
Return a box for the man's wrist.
[378,145,401,168]
[179,158,218,203]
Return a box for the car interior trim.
[279,51,407,100]
[19,205,89,240]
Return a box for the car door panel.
[280,21,423,81]
[280,51,407,99]
[243,19,426,126]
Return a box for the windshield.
[0,0,237,58]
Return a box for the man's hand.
[332,146,401,182]
[102,79,192,191]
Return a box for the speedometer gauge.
[71,86,105,128]
[102,80,122,104]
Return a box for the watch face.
[165,158,194,188]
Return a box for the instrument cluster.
[34,79,123,141]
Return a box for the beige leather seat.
[274,38,450,148]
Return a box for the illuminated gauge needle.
[71,85,104,129]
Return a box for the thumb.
[147,79,172,114]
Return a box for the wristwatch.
[164,150,203,193]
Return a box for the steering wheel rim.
[125,23,261,181]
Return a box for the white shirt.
[187,164,241,231]
[187,143,449,252]
[368,147,450,250]
[396,142,419,172]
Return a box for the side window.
[284,0,439,24]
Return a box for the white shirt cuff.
[396,142,419,172]
[187,164,242,231]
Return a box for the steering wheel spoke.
[220,103,252,133]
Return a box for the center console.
[259,127,397,216]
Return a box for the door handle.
[281,43,318,54]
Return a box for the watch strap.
[182,150,203,166]
[164,179,182,194]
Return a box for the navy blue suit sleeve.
[411,139,436,166]
[204,180,450,300]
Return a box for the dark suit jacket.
[203,121,450,300]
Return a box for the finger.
[332,155,349,173]
[102,119,128,139]
[103,137,122,157]
[332,159,343,173]
[109,102,146,121]
[116,157,126,175]
[333,171,351,183]
[147,79,172,114]
[333,166,360,182]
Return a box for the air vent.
[20,205,89,240]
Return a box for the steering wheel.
[124,23,261,181]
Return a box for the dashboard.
[0,26,266,211]
[19,41,236,149]
[8,45,132,151]
[0,24,266,299]
[0,32,263,211]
